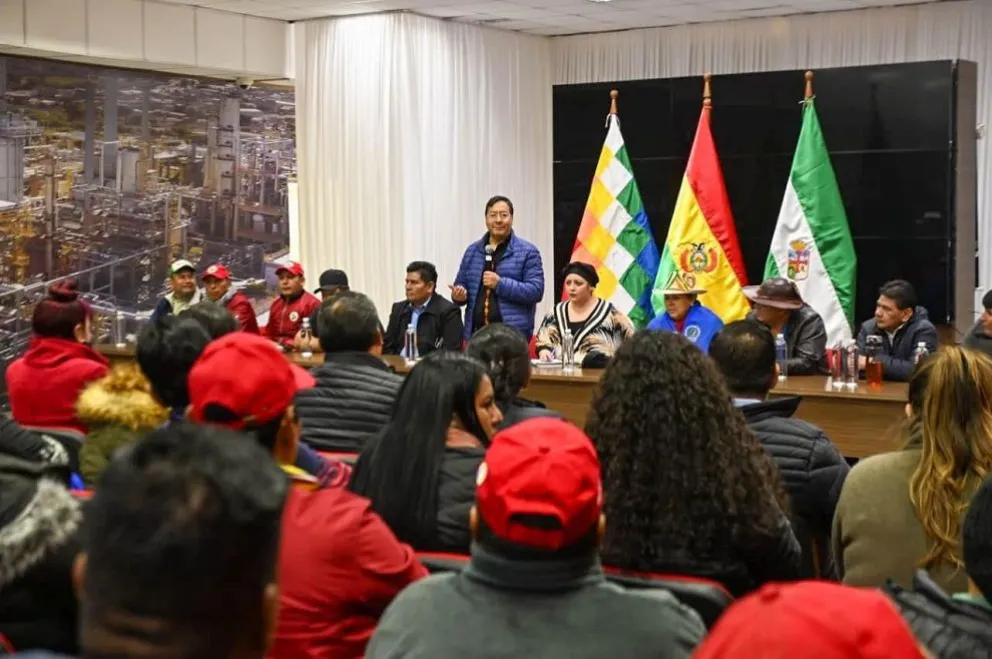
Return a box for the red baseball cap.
[187,333,315,430]
[276,261,305,278]
[476,418,602,551]
[694,582,928,659]
[202,263,230,280]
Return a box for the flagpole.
[805,70,814,102]
[609,89,618,115]
[703,73,712,109]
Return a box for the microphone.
[483,244,495,325]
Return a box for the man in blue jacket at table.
[856,279,938,382]
[450,196,545,340]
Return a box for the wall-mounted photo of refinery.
[0,55,296,373]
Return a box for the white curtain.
[553,0,992,308]
[295,13,553,322]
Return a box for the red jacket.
[268,487,427,659]
[226,290,260,334]
[6,336,109,434]
[266,291,321,348]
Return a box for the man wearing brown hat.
[743,277,828,376]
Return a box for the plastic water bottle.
[114,311,126,348]
[404,324,419,365]
[830,341,844,389]
[913,342,930,365]
[299,317,313,359]
[844,341,859,390]
[562,328,575,374]
[775,333,788,381]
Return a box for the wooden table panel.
[96,345,909,459]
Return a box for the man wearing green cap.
[151,259,204,324]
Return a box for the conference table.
[97,344,908,459]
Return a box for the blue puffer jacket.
[454,232,545,339]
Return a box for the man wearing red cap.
[187,333,427,658]
[366,418,704,659]
[202,263,259,334]
[265,262,320,349]
[694,581,929,658]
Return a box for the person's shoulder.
[430,296,458,313]
[594,580,706,632]
[284,482,377,531]
[378,572,459,620]
[511,234,540,253]
[845,447,919,490]
[858,316,877,332]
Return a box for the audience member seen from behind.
[693,581,928,659]
[73,424,288,659]
[744,277,828,375]
[710,319,850,577]
[885,470,992,657]
[0,455,81,655]
[135,315,212,426]
[646,272,724,353]
[856,280,938,382]
[366,418,705,659]
[295,291,403,454]
[383,261,464,358]
[0,417,72,469]
[535,262,635,367]
[467,323,561,429]
[6,280,109,434]
[187,332,426,659]
[76,363,167,487]
[586,330,801,597]
[201,263,260,334]
[136,316,333,484]
[266,261,321,350]
[178,300,239,340]
[295,268,350,352]
[149,259,203,323]
[964,289,992,358]
[834,349,992,592]
[350,352,503,553]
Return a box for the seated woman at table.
[646,272,724,353]
[467,323,561,429]
[586,330,801,597]
[833,348,992,592]
[535,262,634,368]
[349,351,503,552]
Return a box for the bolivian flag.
[651,77,750,323]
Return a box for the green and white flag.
[765,96,856,344]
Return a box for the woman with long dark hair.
[586,330,800,596]
[834,348,992,591]
[6,279,109,434]
[350,351,503,552]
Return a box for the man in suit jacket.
[384,261,463,356]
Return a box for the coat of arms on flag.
[787,239,812,281]
[677,242,720,275]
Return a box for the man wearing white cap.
[150,259,204,324]
[646,272,724,353]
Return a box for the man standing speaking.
[450,196,544,340]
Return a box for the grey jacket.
[366,544,704,659]
[964,321,992,358]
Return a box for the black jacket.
[383,295,464,357]
[964,321,992,357]
[857,307,938,381]
[0,457,80,655]
[609,515,802,598]
[748,304,827,375]
[885,570,992,659]
[739,397,849,531]
[295,352,403,453]
[350,444,484,553]
[738,396,850,578]
[498,398,561,430]
[0,418,71,468]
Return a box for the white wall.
[0,0,290,80]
